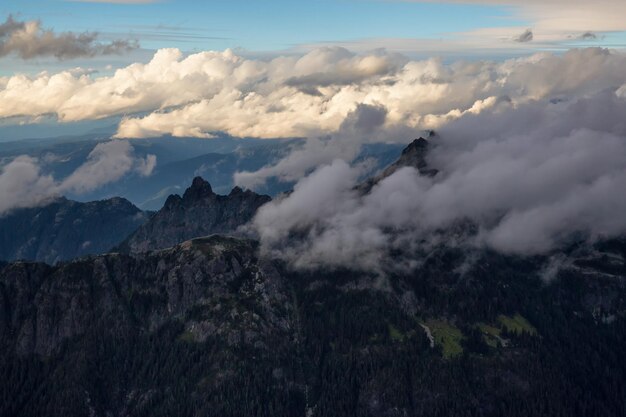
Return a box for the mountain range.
[0,137,624,417]
[0,197,149,264]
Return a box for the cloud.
[513,29,533,43]
[417,0,626,34]
[234,103,392,188]
[0,140,156,215]
[60,140,155,194]
[0,15,138,60]
[2,47,626,144]
[0,156,57,215]
[250,89,626,271]
[579,32,598,41]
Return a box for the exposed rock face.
[0,236,291,357]
[358,136,438,193]
[116,177,271,253]
[0,197,149,264]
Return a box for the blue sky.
[3,0,525,52]
[2,0,626,74]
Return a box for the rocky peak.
[357,135,438,193]
[402,137,429,155]
[229,186,244,196]
[393,137,436,174]
[182,176,214,201]
[116,177,271,254]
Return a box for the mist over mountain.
[2,1,626,413]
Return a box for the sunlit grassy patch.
[498,314,537,336]
[425,320,464,359]
[477,323,504,348]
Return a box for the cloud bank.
[0,15,138,60]
[0,140,156,215]
[2,47,626,142]
[3,45,626,268]
[252,89,626,270]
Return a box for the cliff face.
[1,234,625,417]
[117,177,271,253]
[0,236,291,357]
[357,136,438,193]
[0,197,149,264]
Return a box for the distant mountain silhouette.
[0,197,149,264]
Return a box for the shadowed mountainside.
[0,197,149,264]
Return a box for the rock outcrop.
[116,177,271,253]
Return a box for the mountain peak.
[229,186,244,196]
[117,177,271,254]
[357,135,438,193]
[396,137,432,170]
[183,176,214,201]
[402,137,429,156]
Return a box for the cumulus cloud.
[251,89,626,271]
[3,47,626,145]
[60,140,155,194]
[234,103,393,188]
[0,15,138,60]
[0,140,156,215]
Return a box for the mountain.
[0,235,624,417]
[0,135,406,211]
[357,136,438,193]
[0,197,149,264]
[116,177,271,253]
[0,139,624,417]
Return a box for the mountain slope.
[1,139,625,417]
[116,177,271,253]
[0,197,149,264]
[0,235,624,417]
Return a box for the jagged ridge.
[116,177,271,253]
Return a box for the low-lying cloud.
[0,15,138,60]
[0,140,155,215]
[251,89,626,270]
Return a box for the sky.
[2,0,626,75]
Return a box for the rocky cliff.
[116,177,271,253]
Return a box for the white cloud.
[2,47,626,144]
[251,89,626,270]
[0,140,156,215]
[417,0,626,34]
